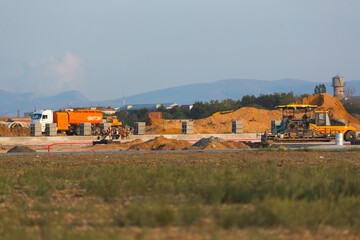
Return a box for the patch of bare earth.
[129,136,192,150]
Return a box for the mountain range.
[1,78,360,116]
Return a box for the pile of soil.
[146,108,282,134]
[129,136,192,150]
[193,107,281,134]
[300,93,360,129]
[193,136,250,150]
[0,125,30,137]
[145,119,183,134]
[146,93,360,134]
[86,139,144,152]
[7,146,36,153]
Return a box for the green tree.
[189,102,210,119]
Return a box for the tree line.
[115,92,309,126]
[342,97,360,115]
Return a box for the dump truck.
[31,109,103,135]
[262,104,359,143]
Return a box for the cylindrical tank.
[332,75,345,99]
[335,133,343,145]
[67,110,103,125]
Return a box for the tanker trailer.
[31,109,103,135]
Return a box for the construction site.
[1,92,360,153]
[1,88,360,240]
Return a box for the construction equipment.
[105,116,122,128]
[31,109,103,135]
[212,110,235,116]
[263,104,359,143]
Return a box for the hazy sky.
[1,0,359,100]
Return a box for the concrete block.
[134,122,146,135]
[80,123,92,136]
[232,120,243,134]
[30,123,42,137]
[182,120,193,134]
[45,123,57,136]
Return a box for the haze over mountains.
[1,78,360,116]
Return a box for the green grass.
[0,151,359,239]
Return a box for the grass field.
[0,150,359,240]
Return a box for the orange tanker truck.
[31,109,104,135]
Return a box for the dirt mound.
[121,139,144,147]
[146,93,360,134]
[146,108,282,134]
[86,139,144,152]
[7,146,36,153]
[300,93,360,129]
[146,119,182,134]
[193,107,282,134]
[0,125,30,137]
[128,136,192,150]
[193,136,250,150]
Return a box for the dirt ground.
[1,135,251,153]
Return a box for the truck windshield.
[31,113,42,120]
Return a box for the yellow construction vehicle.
[264,104,358,142]
[105,116,122,128]
[212,110,235,116]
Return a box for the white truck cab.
[31,110,54,132]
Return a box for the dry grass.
[0,151,359,240]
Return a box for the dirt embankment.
[146,93,360,134]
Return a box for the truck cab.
[31,110,54,133]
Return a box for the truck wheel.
[344,131,356,142]
[74,127,81,136]
[66,130,73,136]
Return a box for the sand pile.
[0,125,30,137]
[146,93,360,134]
[193,107,282,133]
[193,136,250,150]
[146,108,282,134]
[129,136,192,150]
[7,146,36,153]
[146,119,182,134]
[300,93,360,129]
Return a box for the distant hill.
[1,78,360,116]
[97,78,360,107]
[0,90,91,116]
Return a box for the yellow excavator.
[264,104,358,142]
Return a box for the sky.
[1,0,359,101]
